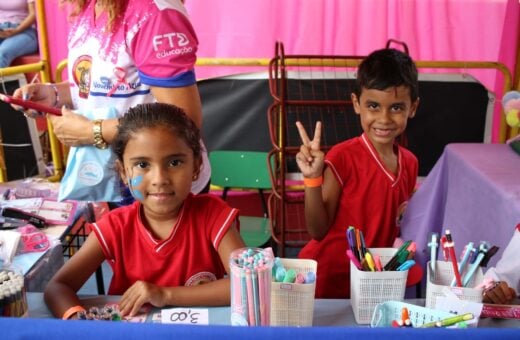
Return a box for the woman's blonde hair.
[60,0,127,32]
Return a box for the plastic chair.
[209,150,272,248]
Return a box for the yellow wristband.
[303,176,323,188]
[62,305,86,320]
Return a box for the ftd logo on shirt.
[153,32,193,58]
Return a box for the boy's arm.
[304,167,342,240]
[295,121,342,240]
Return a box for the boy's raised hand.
[295,121,324,178]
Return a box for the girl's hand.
[483,281,516,304]
[47,108,93,147]
[118,280,167,317]
[295,121,325,179]
[0,29,16,39]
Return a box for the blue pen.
[428,233,439,277]
[397,259,415,271]
[462,242,489,287]
[450,242,474,287]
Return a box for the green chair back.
[209,151,271,190]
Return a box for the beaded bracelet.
[62,305,86,320]
[303,176,323,188]
[48,83,60,107]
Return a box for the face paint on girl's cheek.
[128,175,144,200]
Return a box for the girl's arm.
[44,233,106,319]
[6,2,36,35]
[118,222,245,316]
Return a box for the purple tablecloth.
[401,143,520,274]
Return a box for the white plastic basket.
[350,248,408,324]
[371,300,455,327]
[270,258,317,326]
[425,261,483,309]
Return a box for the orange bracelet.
[62,305,86,320]
[303,176,323,188]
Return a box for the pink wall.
[41,0,519,141]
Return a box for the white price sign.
[161,308,209,325]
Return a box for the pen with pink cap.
[346,249,362,270]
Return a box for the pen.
[450,242,474,287]
[444,230,463,287]
[365,252,375,271]
[387,242,416,271]
[359,230,367,258]
[462,241,489,287]
[480,245,499,267]
[420,313,474,328]
[374,255,383,271]
[428,232,439,276]
[346,227,358,261]
[355,229,363,260]
[384,240,412,271]
[346,250,362,270]
[396,259,415,271]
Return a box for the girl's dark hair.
[354,48,419,102]
[112,103,201,162]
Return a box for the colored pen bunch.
[0,269,27,317]
[345,226,415,272]
[230,248,273,326]
[383,240,416,272]
[271,257,316,284]
[431,230,499,288]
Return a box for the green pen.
[420,313,474,328]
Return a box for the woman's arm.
[44,233,106,319]
[150,84,203,128]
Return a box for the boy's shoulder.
[328,135,364,156]
[397,144,418,163]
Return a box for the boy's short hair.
[354,48,419,102]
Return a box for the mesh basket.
[351,248,408,324]
[270,258,317,326]
[371,300,455,327]
[425,261,483,309]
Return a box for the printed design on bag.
[72,55,93,99]
[78,161,104,186]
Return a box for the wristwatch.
[92,119,108,149]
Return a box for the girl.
[44,103,245,319]
[0,0,38,68]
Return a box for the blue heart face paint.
[129,175,144,200]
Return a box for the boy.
[296,48,420,298]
